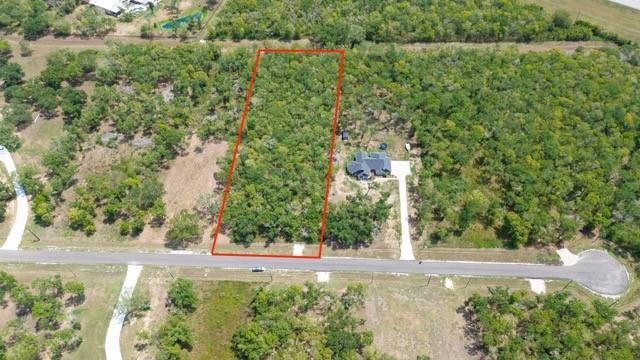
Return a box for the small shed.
[341,130,349,141]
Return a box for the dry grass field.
[116,267,607,360]
[527,0,640,42]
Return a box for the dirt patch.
[363,281,475,360]
[137,136,227,246]
[161,136,226,217]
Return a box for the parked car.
[251,267,266,272]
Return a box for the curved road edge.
[0,248,629,298]
[0,147,28,250]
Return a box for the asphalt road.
[0,248,629,297]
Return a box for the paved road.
[0,249,628,297]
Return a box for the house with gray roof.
[347,151,391,180]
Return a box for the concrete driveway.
[390,161,414,260]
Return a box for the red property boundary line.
[211,48,346,259]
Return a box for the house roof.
[347,151,391,178]
[89,0,127,13]
[347,160,370,175]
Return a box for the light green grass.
[188,281,258,359]
[527,0,640,42]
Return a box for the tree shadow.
[456,304,486,358]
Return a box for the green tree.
[165,210,202,249]
[0,38,11,64]
[501,212,531,247]
[156,314,193,358]
[0,122,22,151]
[0,270,17,299]
[32,298,63,330]
[2,101,31,128]
[552,10,572,29]
[326,192,391,248]
[0,62,24,87]
[167,278,198,313]
[64,281,85,304]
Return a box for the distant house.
[89,0,127,15]
[347,151,391,180]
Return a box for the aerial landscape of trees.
[466,287,640,359]
[362,48,640,253]
[231,283,385,359]
[3,36,639,258]
[209,0,606,46]
[0,271,85,359]
[219,52,342,244]
[0,0,119,40]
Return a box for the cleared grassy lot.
[116,266,611,360]
[527,0,640,42]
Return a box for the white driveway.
[391,161,415,260]
[105,265,143,360]
[0,146,28,250]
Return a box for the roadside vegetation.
[465,287,640,359]
[0,270,85,359]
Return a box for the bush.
[52,19,72,37]
[165,210,202,249]
[167,278,197,313]
[156,314,193,356]
[74,7,115,37]
[0,63,24,87]
[64,281,85,304]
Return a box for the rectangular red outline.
[211,48,346,259]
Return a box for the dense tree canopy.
[209,0,601,46]
[232,283,376,360]
[326,191,391,248]
[466,288,640,359]
[220,52,341,244]
[5,40,640,255]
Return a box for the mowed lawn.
[527,0,640,42]
[188,281,258,359]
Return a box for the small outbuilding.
[341,130,349,141]
[346,151,391,180]
[89,0,127,15]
